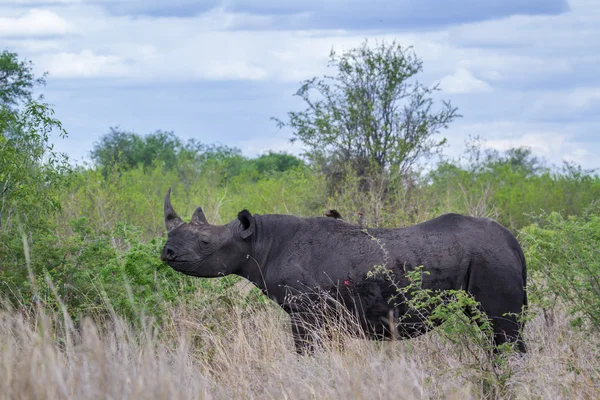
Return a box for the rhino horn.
[164,188,184,232]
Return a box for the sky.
[1,0,599,169]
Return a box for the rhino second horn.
[164,187,184,232]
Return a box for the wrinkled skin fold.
[161,188,527,354]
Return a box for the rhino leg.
[468,292,526,353]
[466,256,527,353]
[490,315,526,353]
[290,312,319,355]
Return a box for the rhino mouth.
[166,253,215,276]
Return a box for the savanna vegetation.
[1,42,599,399]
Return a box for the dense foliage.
[521,203,600,331]
[0,50,46,109]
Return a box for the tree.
[0,103,70,232]
[460,136,545,176]
[0,51,70,233]
[0,50,46,109]
[274,40,459,180]
[91,127,160,170]
[251,151,305,175]
[91,128,238,172]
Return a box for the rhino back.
[259,213,521,295]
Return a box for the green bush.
[521,202,600,330]
[1,216,200,324]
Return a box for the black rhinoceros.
[161,189,527,354]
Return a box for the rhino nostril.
[162,247,175,261]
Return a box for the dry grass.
[1,297,599,400]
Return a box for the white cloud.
[3,0,599,168]
[462,54,572,83]
[486,132,567,155]
[41,50,128,78]
[201,6,274,30]
[3,0,79,3]
[566,87,600,109]
[195,60,268,81]
[4,39,61,52]
[523,86,600,120]
[443,121,599,169]
[2,0,598,86]
[439,68,492,94]
[484,131,598,167]
[238,135,303,157]
[0,9,73,37]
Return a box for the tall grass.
[1,288,598,400]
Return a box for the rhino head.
[161,188,255,278]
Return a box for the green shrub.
[521,202,600,330]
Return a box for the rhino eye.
[200,239,210,245]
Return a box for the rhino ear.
[191,207,209,226]
[237,209,255,240]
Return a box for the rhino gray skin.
[161,189,527,354]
